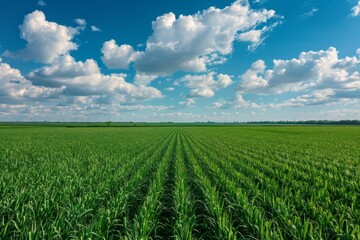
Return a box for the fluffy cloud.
[212,89,339,110]
[102,0,278,82]
[2,10,161,105]
[352,1,360,16]
[179,72,232,98]
[135,1,276,76]
[101,40,140,69]
[238,47,360,97]
[0,102,172,120]
[4,10,78,64]
[269,89,336,108]
[27,55,162,102]
[214,47,360,110]
[134,72,159,86]
[179,98,196,107]
[212,92,259,109]
[27,54,100,88]
[238,59,269,93]
[238,29,263,44]
[0,62,61,101]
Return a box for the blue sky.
[1,0,360,122]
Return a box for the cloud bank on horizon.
[0,0,360,121]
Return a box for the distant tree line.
[246,120,360,125]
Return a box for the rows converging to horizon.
[1,126,359,238]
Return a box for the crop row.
[0,126,359,239]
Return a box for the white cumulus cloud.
[27,54,100,88]
[179,72,232,98]
[269,89,336,108]
[212,92,259,109]
[4,10,78,64]
[179,98,196,107]
[102,0,279,83]
[101,39,140,69]
[216,47,360,110]
[27,54,163,102]
[134,72,159,86]
[0,61,61,101]
[238,29,263,44]
[135,1,277,76]
[238,47,360,97]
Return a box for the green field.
[0,126,359,239]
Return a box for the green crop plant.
[173,132,196,240]
[0,125,359,239]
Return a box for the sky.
[1,0,360,122]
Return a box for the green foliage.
[0,126,359,239]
